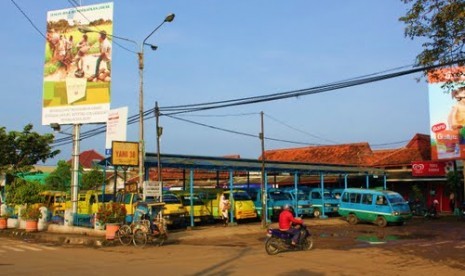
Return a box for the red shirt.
[278,209,302,230]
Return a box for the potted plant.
[22,205,43,232]
[97,203,126,240]
[0,213,9,230]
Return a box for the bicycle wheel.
[133,228,148,247]
[117,225,132,246]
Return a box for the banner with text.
[411,161,453,177]
[105,107,128,154]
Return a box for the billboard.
[42,2,114,125]
[111,141,139,166]
[105,107,128,154]
[428,67,465,160]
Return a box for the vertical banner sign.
[42,2,114,125]
[428,67,465,160]
[105,107,128,155]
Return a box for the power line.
[10,0,46,39]
[264,113,339,144]
[50,59,465,148]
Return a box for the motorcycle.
[265,224,314,255]
[424,205,439,219]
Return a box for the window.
[349,193,361,203]
[361,194,373,205]
[311,192,321,199]
[376,195,387,205]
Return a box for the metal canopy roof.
[138,153,385,175]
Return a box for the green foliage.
[81,167,105,191]
[44,160,71,191]
[0,124,60,183]
[400,0,465,67]
[445,171,462,196]
[5,178,44,205]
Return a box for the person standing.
[74,34,89,74]
[450,192,456,213]
[219,193,230,226]
[91,31,112,82]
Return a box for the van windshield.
[233,192,251,201]
[269,192,292,201]
[387,194,406,205]
[181,195,204,206]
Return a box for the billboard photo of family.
[428,67,465,160]
[42,2,113,125]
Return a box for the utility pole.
[155,101,163,202]
[260,111,267,228]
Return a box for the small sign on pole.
[143,181,161,201]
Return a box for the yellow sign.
[111,141,139,166]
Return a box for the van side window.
[361,194,373,205]
[341,193,349,203]
[376,195,387,205]
[349,193,361,203]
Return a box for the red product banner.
[411,161,451,177]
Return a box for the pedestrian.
[450,192,456,213]
[219,193,230,226]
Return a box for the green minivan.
[338,188,412,227]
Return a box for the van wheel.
[347,214,358,225]
[313,209,321,218]
[376,216,387,227]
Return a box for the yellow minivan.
[175,192,213,224]
[37,191,68,216]
[197,189,258,221]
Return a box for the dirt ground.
[6,215,465,275]
[156,215,465,274]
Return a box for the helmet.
[433,199,439,205]
[283,204,291,210]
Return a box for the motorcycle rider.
[278,204,303,246]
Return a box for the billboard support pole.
[71,124,81,218]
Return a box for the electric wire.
[10,0,46,39]
[49,59,465,147]
[264,113,339,144]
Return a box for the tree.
[0,124,60,184]
[400,0,465,67]
[44,160,71,191]
[5,178,44,205]
[81,167,105,191]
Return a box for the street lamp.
[79,13,175,191]
[138,13,175,192]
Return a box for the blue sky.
[1,1,428,164]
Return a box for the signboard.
[105,107,128,153]
[428,67,465,160]
[411,161,454,177]
[42,2,114,125]
[111,141,139,166]
[143,181,161,200]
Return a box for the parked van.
[247,188,294,221]
[174,192,213,224]
[338,188,412,227]
[281,188,314,217]
[36,191,68,216]
[198,189,257,221]
[304,188,339,218]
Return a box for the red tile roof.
[262,133,431,167]
[67,149,105,169]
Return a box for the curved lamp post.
[79,13,175,196]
